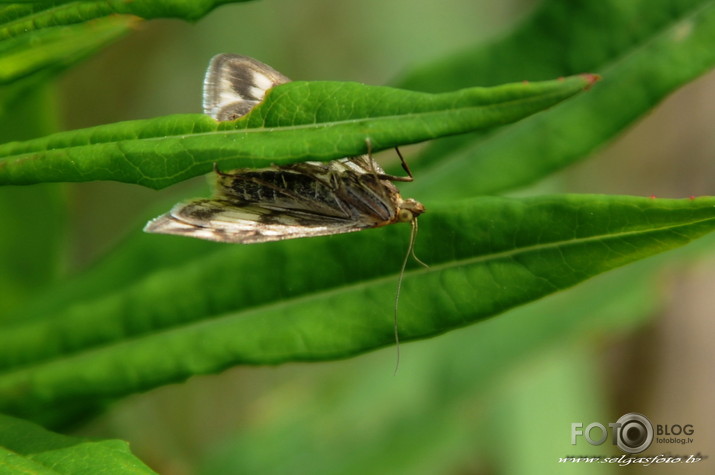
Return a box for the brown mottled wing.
[214,157,392,216]
[144,200,370,244]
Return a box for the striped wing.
[144,199,378,244]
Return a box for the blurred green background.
[43,0,714,473]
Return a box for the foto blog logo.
[571,413,655,454]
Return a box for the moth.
[144,54,425,246]
[144,55,426,365]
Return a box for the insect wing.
[203,54,291,121]
[144,199,369,244]
[145,53,425,246]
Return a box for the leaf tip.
[580,73,601,89]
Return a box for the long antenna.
[393,218,421,375]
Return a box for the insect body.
[144,54,425,244]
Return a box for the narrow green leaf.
[0,0,243,42]
[0,194,712,417]
[0,414,156,474]
[0,15,136,86]
[0,75,596,189]
[396,0,715,197]
[201,259,661,475]
[397,0,707,90]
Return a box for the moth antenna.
[409,219,429,268]
[393,217,423,375]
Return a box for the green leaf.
[0,1,250,104]
[397,0,708,90]
[396,0,715,197]
[0,413,156,474]
[0,75,596,189]
[0,14,135,122]
[0,0,243,42]
[0,15,136,86]
[201,257,661,474]
[0,194,713,418]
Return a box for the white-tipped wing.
[202,54,291,121]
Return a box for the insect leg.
[363,138,415,183]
